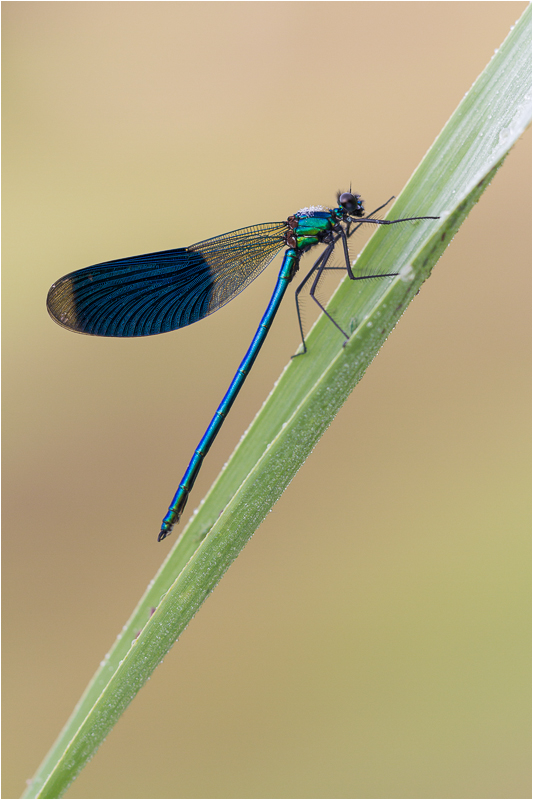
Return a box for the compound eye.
[338,192,364,216]
[339,192,354,208]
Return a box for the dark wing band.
[46,222,288,337]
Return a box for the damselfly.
[47,191,438,541]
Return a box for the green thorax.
[285,206,343,251]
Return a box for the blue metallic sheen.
[159,249,298,539]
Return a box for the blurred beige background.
[3,3,530,798]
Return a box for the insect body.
[47,192,438,540]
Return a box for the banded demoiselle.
[47,192,439,541]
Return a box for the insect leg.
[346,196,395,240]
[339,226,399,281]
[308,245,351,343]
[292,242,335,356]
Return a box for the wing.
[46,222,288,337]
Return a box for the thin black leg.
[348,215,439,227]
[308,248,350,342]
[339,227,354,278]
[339,227,398,282]
[292,242,335,356]
[295,205,438,352]
[307,215,404,345]
[346,197,395,240]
